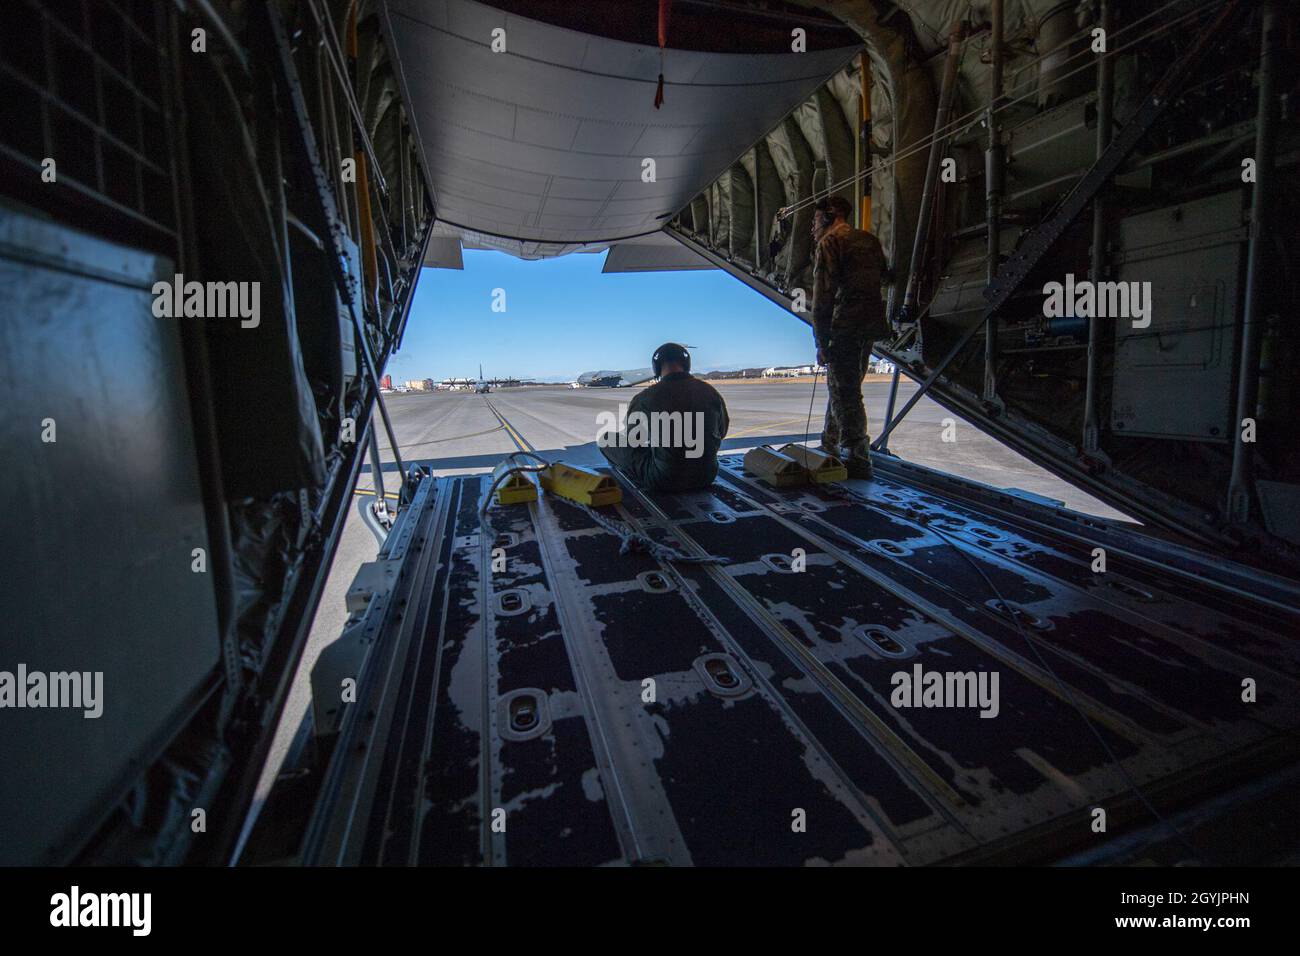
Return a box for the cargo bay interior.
[2,0,1299,866]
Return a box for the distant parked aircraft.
[575,367,656,388]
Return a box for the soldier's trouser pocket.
[824,334,870,446]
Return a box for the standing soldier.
[810,195,891,479]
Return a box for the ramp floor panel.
[325,454,1300,866]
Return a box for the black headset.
[652,342,691,377]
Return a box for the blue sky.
[390,249,815,382]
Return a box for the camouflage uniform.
[811,221,887,456]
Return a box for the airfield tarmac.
[251,380,1128,806]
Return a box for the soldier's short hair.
[814,195,853,222]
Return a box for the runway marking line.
[354,488,400,501]
[728,417,806,437]
[484,398,536,453]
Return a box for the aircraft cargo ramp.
[262,419,1300,867]
[5,0,1300,882]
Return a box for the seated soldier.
[598,343,730,492]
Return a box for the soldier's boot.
[844,438,874,480]
[818,432,841,457]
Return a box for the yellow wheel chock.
[538,462,622,507]
[491,459,539,505]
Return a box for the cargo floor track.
[289,453,1300,867]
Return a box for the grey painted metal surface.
[380,0,860,257]
[601,232,715,273]
[576,368,658,387]
[0,206,222,865]
[1110,192,1242,442]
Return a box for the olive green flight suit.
[600,372,730,492]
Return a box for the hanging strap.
[654,0,672,109]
